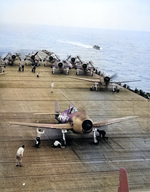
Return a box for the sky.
[0,0,150,31]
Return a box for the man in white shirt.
[51,81,54,93]
[16,145,25,167]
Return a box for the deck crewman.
[51,81,54,93]
[16,145,25,167]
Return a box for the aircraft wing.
[10,122,72,130]
[69,76,100,83]
[111,80,140,84]
[33,113,59,115]
[64,64,71,69]
[93,116,137,127]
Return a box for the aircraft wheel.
[35,137,41,148]
[94,140,99,145]
[90,87,94,91]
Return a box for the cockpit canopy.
[69,107,78,114]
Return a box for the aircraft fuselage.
[56,110,93,134]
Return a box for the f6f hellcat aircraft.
[70,72,140,92]
[10,100,137,147]
[2,52,21,66]
[75,56,96,76]
[44,53,71,75]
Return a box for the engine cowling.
[49,56,53,61]
[82,63,87,69]
[104,76,110,85]
[71,57,75,63]
[12,55,16,60]
[58,62,63,68]
[82,120,93,133]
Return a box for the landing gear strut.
[62,130,67,147]
[90,82,98,91]
[35,137,41,148]
[112,85,120,93]
[93,128,98,144]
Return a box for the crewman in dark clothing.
[22,64,24,72]
[18,63,21,72]
[33,65,36,73]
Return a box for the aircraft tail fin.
[55,100,59,117]
[69,102,75,108]
[118,167,129,192]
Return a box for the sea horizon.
[0,22,150,92]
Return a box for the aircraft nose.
[71,58,75,63]
[82,120,93,133]
[49,56,53,61]
[58,62,63,68]
[12,55,16,60]
[82,64,87,69]
[104,76,110,85]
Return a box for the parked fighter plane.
[43,51,72,74]
[0,57,6,75]
[43,51,55,66]
[2,52,21,66]
[69,72,140,92]
[10,100,137,147]
[66,55,81,68]
[24,51,41,66]
[51,55,72,75]
[75,56,96,76]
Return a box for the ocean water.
[0,23,150,92]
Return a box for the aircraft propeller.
[104,73,117,86]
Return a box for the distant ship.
[93,45,100,50]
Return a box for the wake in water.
[58,40,93,49]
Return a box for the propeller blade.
[110,73,117,80]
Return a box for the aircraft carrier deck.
[0,64,150,192]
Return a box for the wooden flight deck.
[0,63,150,192]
